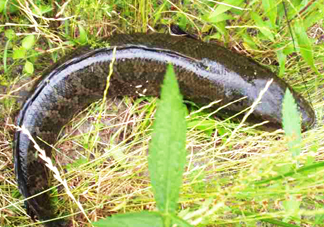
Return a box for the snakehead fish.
[14,33,315,226]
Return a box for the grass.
[1,0,324,226]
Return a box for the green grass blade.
[261,218,301,227]
[92,211,163,227]
[276,49,287,77]
[232,209,302,227]
[262,0,277,29]
[148,64,187,214]
[207,0,244,20]
[253,161,324,185]
[293,20,320,75]
[170,213,193,227]
[282,89,302,157]
[251,12,274,42]
[3,40,10,73]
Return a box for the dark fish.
[14,33,315,226]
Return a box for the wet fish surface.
[14,33,315,226]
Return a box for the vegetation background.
[0,0,324,226]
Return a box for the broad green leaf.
[282,89,302,157]
[32,4,52,16]
[8,0,19,14]
[22,35,35,50]
[251,12,274,42]
[208,0,244,18]
[315,213,324,225]
[303,10,323,30]
[77,24,88,44]
[177,13,188,30]
[93,211,163,227]
[13,47,26,59]
[262,0,277,29]
[23,60,34,74]
[293,20,319,75]
[148,64,187,213]
[203,13,233,23]
[0,0,5,13]
[5,29,15,40]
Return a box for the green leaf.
[22,35,36,50]
[251,12,274,42]
[0,0,5,13]
[66,157,89,171]
[203,12,233,23]
[77,24,88,44]
[23,60,34,74]
[93,211,163,227]
[282,89,302,157]
[187,119,214,136]
[7,0,19,14]
[177,13,188,30]
[254,161,324,185]
[3,39,10,73]
[273,163,293,176]
[282,195,301,218]
[276,49,286,77]
[242,32,258,50]
[303,10,323,30]
[293,20,319,75]
[262,0,277,29]
[148,64,187,213]
[13,47,26,59]
[5,29,15,40]
[208,0,244,18]
[170,213,194,227]
[315,213,324,225]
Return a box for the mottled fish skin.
[14,33,315,226]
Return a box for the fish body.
[14,33,315,226]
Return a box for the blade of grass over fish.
[282,89,302,158]
[148,64,187,214]
[93,211,163,227]
[293,20,320,75]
